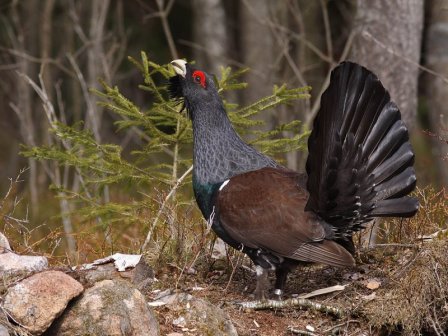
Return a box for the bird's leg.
[253,265,269,300]
[273,265,291,300]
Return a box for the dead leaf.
[366,279,381,290]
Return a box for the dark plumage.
[169,59,418,299]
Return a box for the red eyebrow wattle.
[192,70,206,88]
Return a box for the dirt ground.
[150,243,438,336]
[3,240,445,336]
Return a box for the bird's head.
[169,59,221,119]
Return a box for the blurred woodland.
[0,0,447,261]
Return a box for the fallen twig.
[418,229,448,241]
[363,243,419,250]
[287,326,315,335]
[236,297,345,318]
[298,284,346,299]
[322,319,360,334]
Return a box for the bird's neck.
[191,102,277,186]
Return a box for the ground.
[149,242,446,336]
[3,239,446,335]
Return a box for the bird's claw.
[273,288,283,301]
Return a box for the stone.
[164,293,237,336]
[77,253,142,272]
[131,257,155,292]
[0,324,10,336]
[0,252,48,277]
[47,279,159,336]
[212,238,227,259]
[73,256,154,291]
[0,232,11,253]
[3,270,83,335]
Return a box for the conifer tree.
[22,52,310,254]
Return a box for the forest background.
[0,0,446,264]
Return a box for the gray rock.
[0,324,10,336]
[0,252,48,277]
[3,270,83,335]
[0,232,11,253]
[74,257,154,292]
[131,257,155,292]
[165,293,238,336]
[48,279,159,336]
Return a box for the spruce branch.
[23,54,310,250]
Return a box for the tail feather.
[371,197,419,217]
[305,62,418,236]
[373,167,417,201]
[362,102,400,155]
[355,88,390,139]
[367,120,409,171]
[371,142,414,184]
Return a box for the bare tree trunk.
[39,0,56,191]
[295,0,327,102]
[349,1,423,246]
[10,0,39,214]
[350,0,424,129]
[240,0,276,117]
[86,0,110,142]
[192,0,228,75]
[40,0,55,102]
[424,0,448,186]
[281,1,327,170]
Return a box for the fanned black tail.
[305,62,418,236]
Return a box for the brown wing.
[216,167,354,267]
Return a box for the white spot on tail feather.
[219,179,230,191]
[255,265,264,276]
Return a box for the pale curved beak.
[171,59,187,78]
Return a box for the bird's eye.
[192,70,206,89]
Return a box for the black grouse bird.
[169,59,418,299]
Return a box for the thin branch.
[156,0,178,59]
[141,165,193,251]
[178,39,250,70]
[242,0,332,64]
[321,320,360,334]
[225,251,244,293]
[270,25,307,87]
[304,30,356,129]
[362,30,448,85]
[67,53,100,142]
[68,0,88,43]
[16,71,93,199]
[363,243,419,250]
[320,0,334,63]
[0,46,74,76]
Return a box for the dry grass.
[1,179,448,335]
[357,186,448,334]
[381,186,448,244]
[362,240,448,335]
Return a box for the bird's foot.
[273,288,283,301]
[253,288,268,301]
[253,265,269,301]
